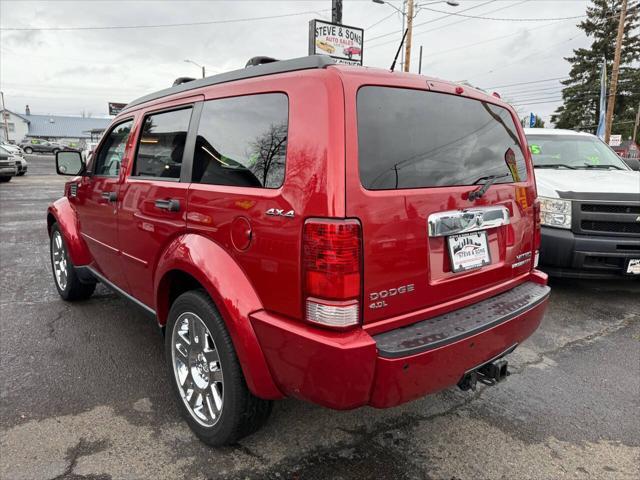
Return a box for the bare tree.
[249,122,287,187]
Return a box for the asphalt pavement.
[1,155,639,480]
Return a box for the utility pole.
[0,91,9,142]
[604,0,628,144]
[403,0,414,72]
[633,102,639,144]
[332,0,343,24]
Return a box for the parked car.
[343,46,362,58]
[525,128,640,278]
[315,39,335,54]
[0,142,25,156]
[0,145,26,177]
[0,149,17,182]
[19,139,70,154]
[48,55,550,446]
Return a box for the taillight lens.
[303,219,362,329]
[533,198,541,266]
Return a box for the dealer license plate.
[626,259,640,275]
[447,231,491,273]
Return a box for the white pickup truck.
[525,128,640,279]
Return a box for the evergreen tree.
[551,0,640,139]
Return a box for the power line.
[0,9,329,31]
[413,14,563,61]
[365,11,397,31]
[511,90,640,106]
[485,76,569,89]
[367,0,497,45]
[419,6,588,22]
[504,78,638,98]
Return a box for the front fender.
[47,197,92,266]
[155,233,284,400]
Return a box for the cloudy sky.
[1,0,601,124]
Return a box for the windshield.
[527,134,629,170]
[357,86,528,190]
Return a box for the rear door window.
[133,108,192,180]
[192,93,288,188]
[357,86,527,190]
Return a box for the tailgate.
[344,82,537,325]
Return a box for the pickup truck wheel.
[165,290,272,446]
[24,147,33,154]
[50,224,96,300]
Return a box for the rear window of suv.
[357,86,527,190]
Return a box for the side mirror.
[56,151,85,176]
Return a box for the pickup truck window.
[133,108,192,179]
[93,120,133,177]
[357,86,527,190]
[192,93,288,188]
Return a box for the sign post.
[108,102,127,116]
[608,134,622,147]
[309,19,364,66]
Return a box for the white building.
[0,109,30,143]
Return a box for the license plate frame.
[625,258,640,275]
[447,231,492,273]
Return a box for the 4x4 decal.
[265,208,294,218]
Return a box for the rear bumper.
[540,226,640,279]
[250,273,550,410]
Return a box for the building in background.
[0,109,30,143]
[1,106,111,148]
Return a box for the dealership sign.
[108,102,127,116]
[308,19,364,66]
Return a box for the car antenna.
[390,28,408,72]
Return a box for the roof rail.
[123,55,336,112]
[245,56,279,67]
[172,77,196,87]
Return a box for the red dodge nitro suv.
[48,55,550,446]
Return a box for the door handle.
[101,191,117,202]
[155,198,180,212]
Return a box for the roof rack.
[124,55,336,112]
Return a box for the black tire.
[165,290,272,446]
[49,223,96,301]
[24,147,33,154]
[0,176,10,183]
[17,171,26,176]
[52,149,60,155]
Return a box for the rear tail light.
[303,219,362,329]
[533,198,541,268]
[533,198,541,248]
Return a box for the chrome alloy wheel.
[171,312,224,427]
[51,231,68,291]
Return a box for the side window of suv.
[133,108,192,179]
[192,93,288,188]
[92,120,133,177]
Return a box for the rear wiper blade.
[580,163,624,170]
[468,173,510,201]
[534,164,577,170]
